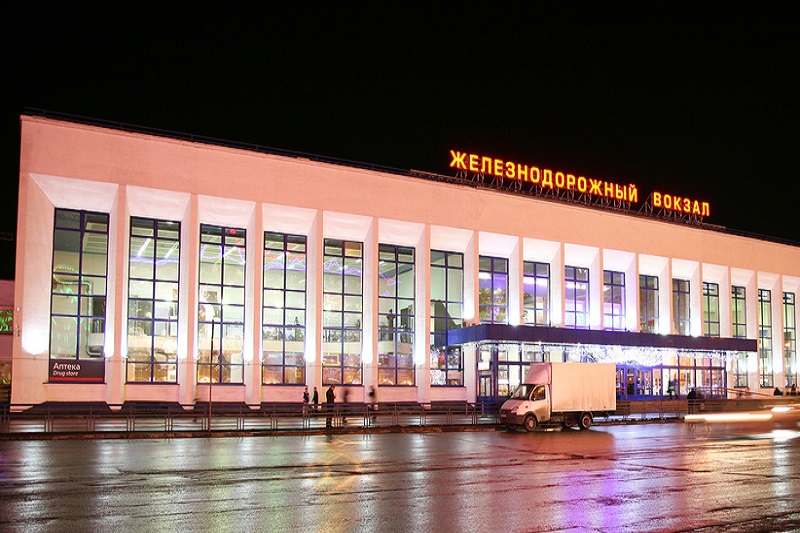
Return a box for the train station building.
[11,113,798,407]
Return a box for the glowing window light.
[135,238,151,258]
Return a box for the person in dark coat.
[325,385,336,427]
[312,386,319,411]
[687,388,698,413]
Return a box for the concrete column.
[416,224,431,403]
[179,195,199,407]
[463,232,478,325]
[363,219,378,389]
[306,211,323,398]
[245,205,263,407]
[107,185,127,407]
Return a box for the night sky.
[2,5,798,279]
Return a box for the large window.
[733,352,748,389]
[262,232,307,385]
[702,282,720,337]
[784,292,796,389]
[523,261,550,325]
[50,209,109,363]
[565,266,589,329]
[378,244,415,386]
[672,279,691,335]
[732,286,747,338]
[479,256,508,324]
[322,239,363,385]
[197,224,246,384]
[639,275,659,333]
[603,270,625,331]
[731,286,749,389]
[758,289,773,388]
[127,217,180,383]
[430,250,464,386]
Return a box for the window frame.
[523,261,550,326]
[672,279,691,335]
[322,238,363,385]
[758,288,773,388]
[478,256,508,324]
[731,286,747,339]
[702,282,720,337]
[784,291,796,388]
[197,224,247,384]
[603,270,626,331]
[430,250,464,386]
[49,209,109,365]
[377,243,416,386]
[639,274,659,333]
[565,265,590,330]
[262,231,307,385]
[126,217,181,383]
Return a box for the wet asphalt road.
[1,422,799,533]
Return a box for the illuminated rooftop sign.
[448,149,710,220]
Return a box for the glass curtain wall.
[565,266,589,329]
[758,289,773,388]
[702,282,720,337]
[322,239,363,385]
[127,217,180,383]
[603,270,625,331]
[378,244,415,386]
[479,256,508,324]
[197,224,246,384]
[262,232,307,385]
[784,292,797,389]
[523,261,550,325]
[732,286,748,388]
[50,209,109,363]
[639,275,659,333]
[430,250,464,386]
[672,279,691,335]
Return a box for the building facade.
[11,115,798,407]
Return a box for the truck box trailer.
[499,362,617,431]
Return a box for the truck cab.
[500,383,551,431]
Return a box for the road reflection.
[1,424,799,532]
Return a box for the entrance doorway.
[616,366,655,399]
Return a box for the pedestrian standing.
[326,385,336,428]
[312,386,319,411]
[369,385,378,422]
[302,386,309,416]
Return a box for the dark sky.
[2,4,798,278]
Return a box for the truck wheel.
[523,415,538,432]
[578,412,593,430]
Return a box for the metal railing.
[0,401,501,436]
[5,398,794,437]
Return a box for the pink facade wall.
[13,116,800,406]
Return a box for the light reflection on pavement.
[1,422,799,532]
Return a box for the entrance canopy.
[448,324,757,365]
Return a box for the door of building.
[618,366,655,399]
[478,370,495,403]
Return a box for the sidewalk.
[0,400,689,440]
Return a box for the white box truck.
[499,362,617,431]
